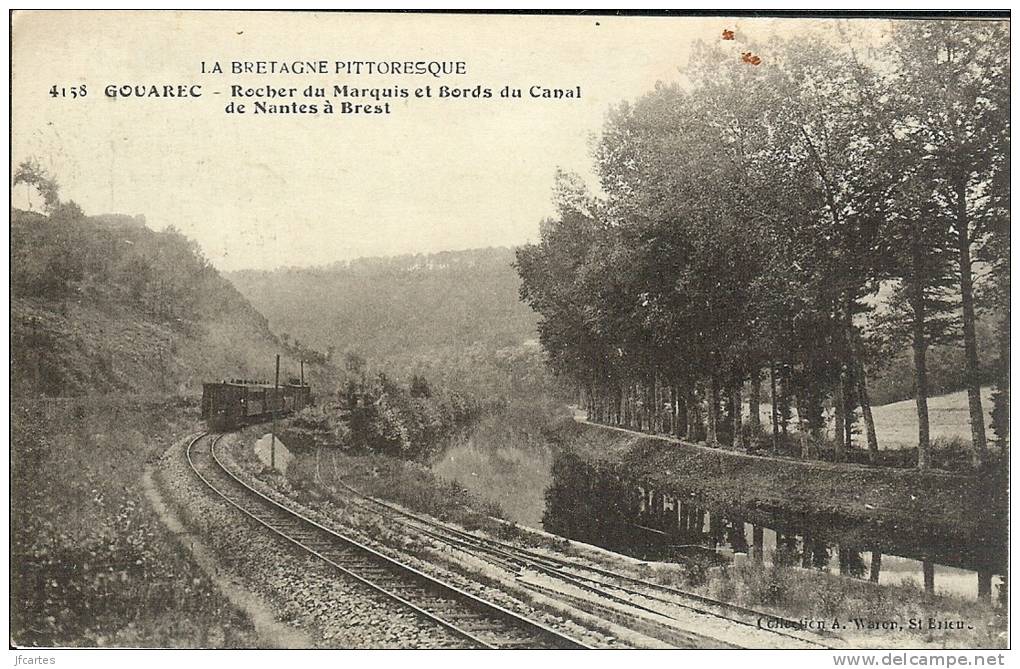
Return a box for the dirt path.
[572,410,971,479]
[142,452,313,649]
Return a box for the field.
[751,386,995,450]
[869,387,996,450]
[10,396,257,647]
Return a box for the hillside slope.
[227,248,540,370]
[11,208,330,397]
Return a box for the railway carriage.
[202,380,312,431]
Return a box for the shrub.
[813,577,852,617]
[11,397,256,647]
[707,569,736,601]
[734,561,791,606]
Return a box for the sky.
[12,11,887,272]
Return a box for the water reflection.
[254,433,294,474]
[432,437,553,527]
[543,452,1006,601]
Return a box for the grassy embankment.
[558,420,999,539]
[11,397,257,647]
[552,420,1007,647]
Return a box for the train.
[201,379,312,431]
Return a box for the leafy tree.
[515,20,1007,473]
[889,19,1010,467]
[13,158,61,213]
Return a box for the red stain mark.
[741,51,762,66]
[721,29,735,40]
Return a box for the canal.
[432,439,1006,602]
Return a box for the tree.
[977,121,1010,456]
[890,19,1010,468]
[13,159,60,212]
[516,172,614,421]
[516,21,1007,473]
[873,178,961,470]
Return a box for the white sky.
[12,11,889,271]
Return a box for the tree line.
[516,20,1009,471]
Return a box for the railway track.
[314,448,840,650]
[185,433,592,649]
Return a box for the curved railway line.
[185,432,593,650]
[314,448,841,650]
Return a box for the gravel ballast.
[156,434,473,649]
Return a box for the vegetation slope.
[11,207,333,397]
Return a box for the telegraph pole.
[30,317,40,392]
[271,354,280,469]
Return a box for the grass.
[560,420,1000,542]
[691,558,1006,647]
[717,386,998,463]
[870,387,997,451]
[301,446,1006,648]
[11,396,257,647]
[300,449,503,528]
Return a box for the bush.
[283,404,352,451]
[332,374,477,461]
[707,569,736,600]
[11,397,256,647]
[734,561,791,606]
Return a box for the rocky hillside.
[11,207,332,397]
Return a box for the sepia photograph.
[8,9,1011,656]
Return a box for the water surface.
[432,435,1005,601]
[432,437,553,527]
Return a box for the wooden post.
[271,354,280,470]
[870,550,882,583]
[300,359,304,386]
[31,317,41,392]
[770,363,780,454]
[752,525,764,563]
[923,560,935,594]
[732,382,743,450]
[978,569,993,601]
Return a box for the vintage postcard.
[9,9,1010,658]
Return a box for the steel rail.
[185,433,591,650]
[318,448,838,650]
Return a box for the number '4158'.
[49,84,87,99]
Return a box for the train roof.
[203,381,310,389]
